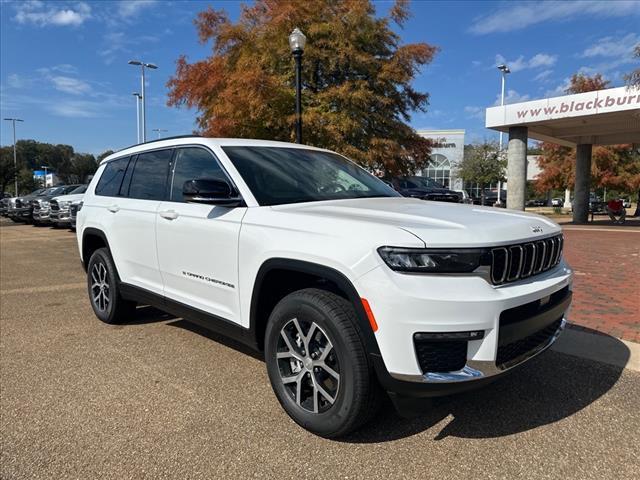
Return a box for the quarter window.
[128,149,173,200]
[169,148,227,202]
[95,157,130,197]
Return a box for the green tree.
[0,147,17,195]
[458,141,506,205]
[167,0,437,175]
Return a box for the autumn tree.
[458,141,506,205]
[167,0,437,175]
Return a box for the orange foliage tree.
[167,0,437,175]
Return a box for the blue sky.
[1,0,639,155]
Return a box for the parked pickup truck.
[50,185,88,227]
[32,185,84,225]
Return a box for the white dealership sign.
[486,86,639,127]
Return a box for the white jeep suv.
[77,136,573,437]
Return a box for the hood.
[52,193,85,203]
[404,187,458,196]
[272,197,561,247]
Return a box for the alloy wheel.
[276,318,340,414]
[90,262,110,312]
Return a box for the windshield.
[70,185,87,194]
[409,176,444,189]
[222,147,399,206]
[45,187,67,196]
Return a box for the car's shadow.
[120,308,630,443]
[340,330,629,443]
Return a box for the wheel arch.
[249,258,380,356]
[81,227,110,271]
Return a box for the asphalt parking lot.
[1,220,639,479]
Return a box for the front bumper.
[33,209,51,223]
[50,210,71,225]
[357,259,573,396]
[9,208,32,219]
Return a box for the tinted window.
[95,157,130,197]
[170,148,226,202]
[128,149,172,200]
[222,147,399,206]
[70,185,87,194]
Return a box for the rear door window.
[95,157,130,197]
[127,149,173,201]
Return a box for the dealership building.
[416,129,465,191]
[486,85,640,222]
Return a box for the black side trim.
[250,258,381,356]
[119,283,258,350]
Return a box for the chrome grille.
[491,235,563,285]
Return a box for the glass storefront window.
[425,154,451,188]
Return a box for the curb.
[552,327,640,372]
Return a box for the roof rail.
[113,134,203,155]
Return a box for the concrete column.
[573,143,592,223]
[563,188,572,209]
[506,126,528,210]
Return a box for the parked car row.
[0,185,86,229]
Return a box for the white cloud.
[6,74,29,89]
[470,1,640,35]
[533,70,554,82]
[464,106,485,120]
[99,31,160,65]
[50,76,92,95]
[545,78,573,97]
[14,1,91,27]
[581,33,639,59]
[494,53,557,73]
[494,89,531,106]
[528,54,557,69]
[118,0,158,19]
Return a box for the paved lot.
[562,226,640,343]
[1,221,639,479]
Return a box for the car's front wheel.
[86,247,136,324]
[265,288,382,438]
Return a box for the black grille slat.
[490,234,563,285]
[50,200,60,212]
[414,339,467,373]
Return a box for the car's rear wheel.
[265,288,382,438]
[87,247,136,324]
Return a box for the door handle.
[107,205,119,213]
[159,210,179,220]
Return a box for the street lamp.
[132,92,142,143]
[4,117,23,196]
[289,27,306,144]
[128,60,158,142]
[152,128,168,139]
[496,63,511,206]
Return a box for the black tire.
[86,247,136,324]
[265,288,382,438]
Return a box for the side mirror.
[182,179,243,206]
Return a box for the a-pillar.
[506,126,528,210]
[573,143,592,223]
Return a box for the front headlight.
[58,201,70,208]
[41,200,50,207]
[377,246,489,273]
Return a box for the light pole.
[132,92,142,143]
[496,64,510,206]
[128,60,158,142]
[288,28,306,144]
[152,128,168,139]
[4,117,23,196]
